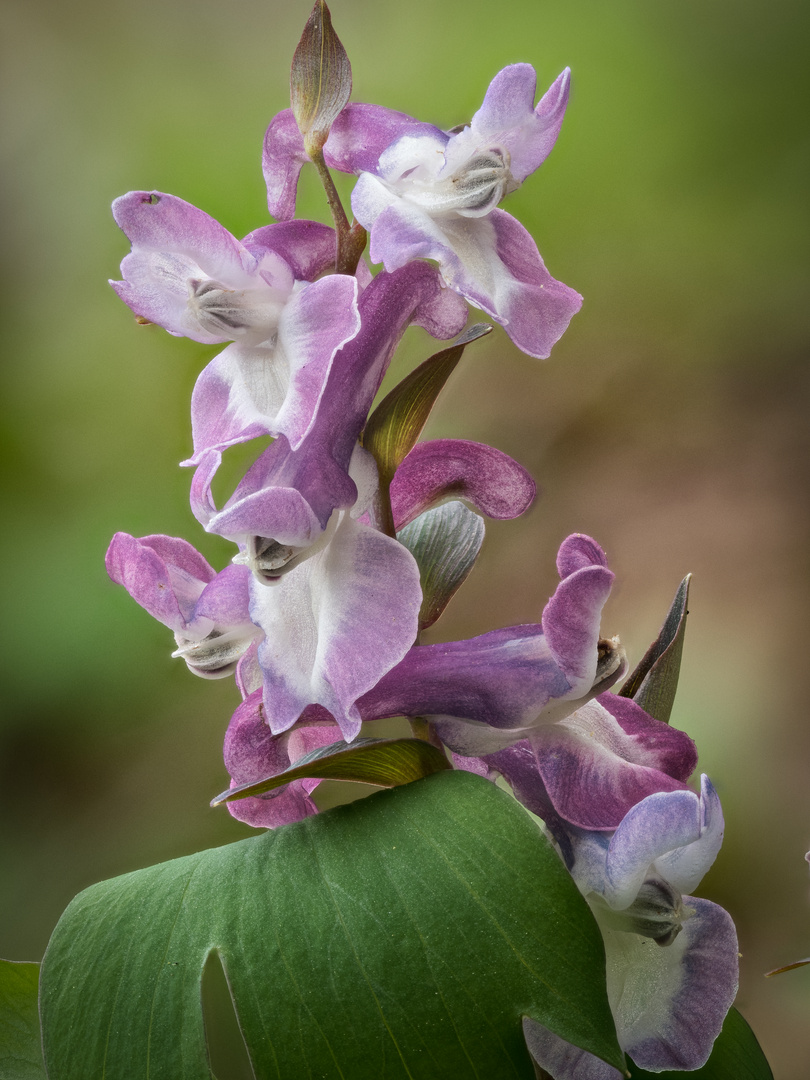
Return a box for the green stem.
[310,149,367,275]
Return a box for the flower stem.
[310,149,367,275]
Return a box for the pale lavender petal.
[653,774,725,896]
[111,192,258,342]
[523,1018,622,1080]
[604,789,704,910]
[188,273,361,459]
[468,66,570,183]
[105,532,214,631]
[193,563,252,626]
[390,439,536,530]
[606,898,738,1072]
[250,515,422,740]
[531,698,694,832]
[263,105,441,219]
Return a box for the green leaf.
[363,323,492,487]
[291,0,352,156]
[626,1006,773,1080]
[619,574,691,723]
[0,959,46,1080]
[211,736,452,805]
[398,500,485,629]
[41,771,622,1080]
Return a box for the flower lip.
[171,626,258,679]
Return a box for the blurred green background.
[2,0,809,1074]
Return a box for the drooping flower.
[523,776,739,1078]
[351,65,582,358]
[110,192,361,459]
[105,533,259,679]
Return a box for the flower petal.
[390,439,536,530]
[250,514,422,740]
[603,897,738,1071]
[531,696,695,831]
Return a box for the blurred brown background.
[1,0,808,1075]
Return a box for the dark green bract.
[40,771,622,1079]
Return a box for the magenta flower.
[105,533,259,679]
[110,192,361,459]
[524,776,739,1078]
[223,690,340,828]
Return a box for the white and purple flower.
[111,192,361,460]
[523,776,739,1078]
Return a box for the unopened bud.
[290,0,352,158]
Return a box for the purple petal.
[542,553,614,691]
[223,690,340,828]
[531,698,695,832]
[390,439,536,530]
[188,272,361,459]
[556,533,609,578]
[250,515,422,740]
[263,105,442,220]
[523,1018,622,1080]
[105,532,214,631]
[362,203,580,358]
[242,219,338,281]
[610,898,738,1071]
[110,192,259,342]
[469,65,571,183]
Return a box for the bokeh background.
[2,0,808,1074]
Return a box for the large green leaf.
[40,771,622,1080]
[0,959,46,1080]
[211,736,452,805]
[626,1007,773,1079]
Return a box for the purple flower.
[262,66,581,358]
[357,535,625,753]
[523,776,739,1078]
[110,192,361,458]
[349,65,582,358]
[188,262,468,561]
[105,533,259,678]
[223,689,340,828]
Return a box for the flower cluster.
[106,7,737,1076]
